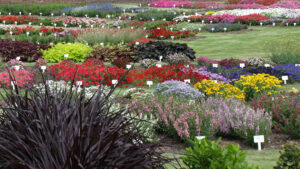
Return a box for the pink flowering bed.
[51,16,106,27]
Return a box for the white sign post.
[196,136,205,141]
[112,80,118,86]
[76,81,83,87]
[240,63,245,68]
[147,81,153,87]
[184,79,191,84]
[126,64,132,69]
[11,81,15,90]
[41,66,46,73]
[64,54,69,58]
[295,64,300,67]
[254,135,264,151]
[156,64,162,68]
[14,65,20,71]
[282,76,288,84]
[264,64,270,68]
[16,57,21,61]
[159,56,163,62]
[212,63,218,68]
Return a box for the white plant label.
[96,15,99,18]
[213,80,218,83]
[264,64,270,68]
[282,76,288,84]
[163,18,166,21]
[196,136,205,140]
[15,21,17,25]
[86,43,88,46]
[26,32,30,36]
[294,23,297,26]
[64,54,69,58]
[198,28,202,32]
[128,16,131,20]
[157,27,160,30]
[240,63,245,68]
[117,26,121,29]
[40,13,42,16]
[260,22,263,26]
[295,64,300,67]
[112,80,118,85]
[272,22,275,27]
[182,28,186,31]
[10,31,13,35]
[212,64,218,68]
[41,66,46,73]
[159,56,163,62]
[184,79,191,84]
[62,13,65,16]
[79,25,82,28]
[187,20,191,23]
[126,64,132,69]
[152,18,155,22]
[54,23,57,27]
[254,135,264,151]
[67,42,71,45]
[210,20,212,24]
[16,57,20,60]
[145,35,149,38]
[171,36,174,40]
[91,25,94,28]
[14,65,20,71]
[202,20,204,24]
[11,81,15,90]
[147,81,153,87]
[100,42,104,46]
[19,12,21,15]
[9,12,11,15]
[135,42,139,45]
[286,23,288,26]
[189,100,195,105]
[156,64,162,68]
[211,27,215,32]
[186,65,190,68]
[224,27,227,32]
[170,27,173,31]
[76,81,83,86]
[64,24,67,27]
[29,22,31,25]
[40,23,43,26]
[51,13,54,17]
[143,27,147,30]
[131,26,134,30]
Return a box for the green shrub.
[204,23,248,32]
[274,142,300,169]
[181,138,257,169]
[136,9,178,21]
[41,43,92,62]
[77,28,144,45]
[266,38,300,64]
[0,28,6,35]
[132,41,196,61]
[167,22,202,32]
[142,21,169,30]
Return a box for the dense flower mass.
[147,28,197,39]
[49,60,209,86]
[0,15,39,24]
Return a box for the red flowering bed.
[188,14,237,23]
[255,0,280,6]
[49,59,209,86]
[147,28,197,40]
[129,37,156,45]
[235,14,269,25]
[0,15,39,24]
[3,26,64,35]
[0,70,35,87]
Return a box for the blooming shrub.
[235,14,269,24]
[194,80,245,100]
[42,43,92,62]
[204,23,248,32]
[244,58,275,67]
[252,93,300,138]
[138,59,157,68]
[51,16,106,27]
[7,59,25,70]
[153,80,205,100]
[219,58,247,67]
[193,67,231,83]
[224,4,267,10]
[256,0,280,6]
[196,57,219,67]
[35,58,48,68]
[147,28,197,40]
[203,97,272,144]
[130,96,221,140]
[283,17,300,26]
[207,66,251,81]
[50,60,209,86]
[166,53,190,65]
[234,73,282,101]
[273,64,300,81]
[0,70,34,87]
[0,15,39,24]
[188,14,237,23]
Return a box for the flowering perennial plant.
[147,28,197,39]
[273,64,300,81]
[51,16,106,27]
[0,70,34,87]
[235,14,269,24]
[234,73,282,101]
[194,80,245,100]
[50,61,209,86]
[0,15,39,24]
[153,80,205,100]
[252,94,300,138]
[193,67,231,83]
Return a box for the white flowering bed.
[214,8,300,18]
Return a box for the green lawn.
[177,26,300,60]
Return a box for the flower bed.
[0,15,39,24]
[147,28,197,39]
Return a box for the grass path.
[177,26,300,60]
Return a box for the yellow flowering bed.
[194,80,245,101]
[205,11,216,15]
[233,73,282,101]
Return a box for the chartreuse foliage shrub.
[0,77,170,168]
[41,43,92,62]
[274,142,300,169]
[181,138,257,169]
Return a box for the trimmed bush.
[41,43,92,62]
[204,23,248,32]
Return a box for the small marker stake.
[112,80,118,86]
[64,54,69,58]
[272,22,275,27]
[147,81,153,87]
[126,64,132,69]
[264,64,270,68]
[212,63,218,68]
[76,81,83,87]
[196,136,205,141]
[184,79,191,84]
[11,81,15,90]
[156,64,162,68]
[159,56,163,62]
[14,65,20,71]
[254,135,264,151]
[282,76,288,84]
[16,57,20,60]
[41,66,46,73]
[240,63,245,68]
[295,64,300,67]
